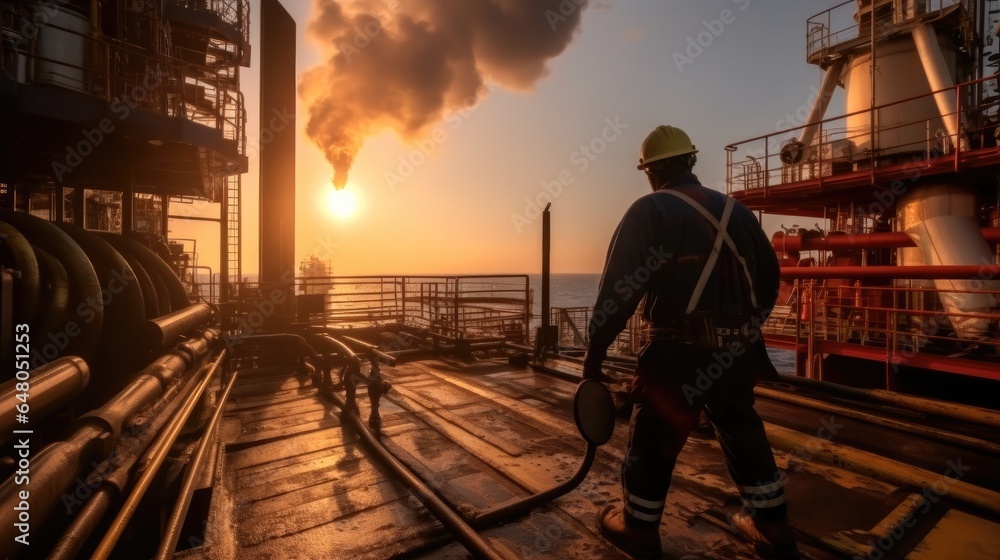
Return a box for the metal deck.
[177,358,1000,559]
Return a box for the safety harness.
[646,189,757,351]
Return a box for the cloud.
[300,0,589,188]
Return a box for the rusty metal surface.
[183,358,999,559]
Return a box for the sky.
[223,0,846,277]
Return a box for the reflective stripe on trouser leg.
[741,488,786,511]
[624,490,665,523]
[705,384,789,521]
[621,401,674,526]
[741,475,786,508]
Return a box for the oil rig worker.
[583,125,798,559]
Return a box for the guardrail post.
[806,282,816,379]
[453,277,460,338]
[887,288,899,390]
[764,138,770,189]
[955,85,961,171]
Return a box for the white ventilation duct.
[912,23,968,152]
[900,184,999,341]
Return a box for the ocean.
[526,273,602,316]
[526,273,796,374]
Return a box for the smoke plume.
[300,0,589,188]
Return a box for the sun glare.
[323,186,360,221]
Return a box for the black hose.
[327,390,507,560]
[472,445,596,527]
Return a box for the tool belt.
[646,312,750,352]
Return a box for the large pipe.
[113,247,162,319]
[0,221,40,329]
[912,23,967,151]
[0,357,90,444]
[0,335,215,559]
[0,423,106,558]
[46,366,209,560]
[776,373,1000,430]
[772,227,1000,253]
[29,247,72,356]
[54,223,145,353]
[98,233,191,313]
[90,350,226,560]
[754,386,1000,455]
[796,58,846,149]
[81,354,190,437]
[154,370,238,560]
[901,184,1000,339]
[779,264,1000,280]
[145,303,214,350]
[764,422,1000,516]
[1,211,104,361]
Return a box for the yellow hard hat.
[637,125,698,170]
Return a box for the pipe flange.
[145,362,176,387]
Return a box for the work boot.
[730,512,800,559]
[598,504,662,559]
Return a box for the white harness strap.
[660,190,758,313]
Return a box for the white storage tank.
[844,33,957,157]
[30,6,96,94]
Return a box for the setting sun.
[323,186,360,221]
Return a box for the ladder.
[226,174,241,296]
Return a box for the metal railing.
[236,276,533,343]
[0,8,246,156]
[550,306,647,356]
[767,281,1000,347]
[172,0,251,49]
[724,74,999,195]
[547,276,999,373]
[806,0,971,60]
[763,279,1000,380]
